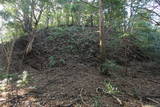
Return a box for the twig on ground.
[146,97,160,104]
[148,79,160,84]
[111,94,123,105]
[79,88,90,107]
[96,87,123,105]
[144,96,160,99]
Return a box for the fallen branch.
[79,88,90,107]
[148,79,160,84]
[146,97,160,104]
[143,96,160,99]
[111,94,123,105]
[96,87,123,105]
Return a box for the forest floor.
[0,26,160,107]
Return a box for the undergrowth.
[47,26,97,57]
[0,71,30,91]
[16,71,30,87]
[48,56,66,67]
[92,96,102,107]
[104,81,120,94]
[100,60,122,75]
[48,56,57,67]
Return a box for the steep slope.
[0,26,159,107]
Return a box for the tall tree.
[99,0,106,60]
[0,0,48,33]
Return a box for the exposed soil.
[0,27,160,107]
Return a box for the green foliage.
[64,45,76,53]
[100,60,121,75]
[132,20,160,59]
[66,26,83,33]
[47,27,72,40]
[0,0,50,33]
[104,81,120,94]
[16,71,30,87]
[0,73,17,80]
[92,96,102,107]
[48,56,56,67]
[0,71,30,91]
[60,58,65,65]
[48,56,66,67]
[47,35,54,40]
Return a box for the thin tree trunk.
[90,15,94,27]
[71,13,74,25]
[99,0,106,60]
[66,13,69,26]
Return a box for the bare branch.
[141,8,160,18]
[138,13,160,25]
[155,0,160,5]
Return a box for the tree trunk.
[99,0,106,60]
[90,15,94,27]
[71,13,74,25]
[66,13,70,26]
[23,14,32,33]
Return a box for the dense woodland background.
[0,0,160,107]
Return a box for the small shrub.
[54,32,64,37]
[17,71,30,87]
[47,36,54,41]
[47,27,68,40]
[64,45,77,53]
[104,81,120,94]
[67,37,77,44]
[92,96,102,107]
[48,56,56,67]
[47,32,64,40]
[67,26,82,33]
[54,27,66,33]
[100,60,121,75]
[60,58,65,65]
